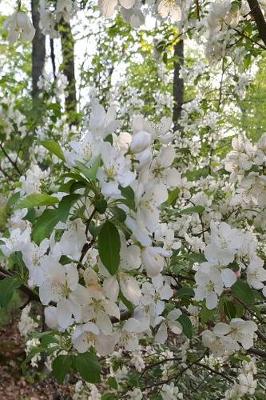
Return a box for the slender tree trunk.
[31,0,46,101]
[173,39,184,132]
[247,0,266,46]
[59,19,77,123]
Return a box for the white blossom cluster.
[0,99,184,356]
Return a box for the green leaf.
[7,192,20,208]
[32,194,80,244]
[42,140,65,161]
[223,300,237,319]
[180,205,205,215]
[52,355,73,383]
[107,377,118,390]
[76,157,101,181]
[177,287,194,298]
[0,276,21,307]
[15,193,59,209]
[74,351,101,383]
[167,188,180,206]
[232,280,255,305]
[120,186,136,211]
[57,194,81,223]
[110,206,126,222]
[98,221,120,275]
[32,209,59,245]
[95,198,108,214]
[199,306,216,323]
[178,314,193,339]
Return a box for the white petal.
[120,274,141,305]
[103,277,119,302]
[221,268,237,288]
[99,0,118,17]
[155,322,168,344]
[120,0,136,9]
[206,292,218,309]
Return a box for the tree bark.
[59,19,77,123]
[31,0,46,101]
[173,39,184,132]
[247,0,266,46]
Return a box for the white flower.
[72,322,118,356]
[0,226,31,257]
[202,319,257,356]
[20,164,49,195]
[130,130,151,154]
[54,218,87,261]
[155,309,182,344]
[204,222,242,266]
[161,382,183,400]
[18,305,38,337]
[128,388,143,400]
[103,234,141,305]
[4,12,35,43]
[135,181,168,232]
[21,239,50,287]
[150,146,180,188]
[229,319,257,350]
[97,142,135,199]
[56,0,73,22]
[99,0,136,17]
[158,0,182,21]
[142,246,169,277]
[39,263,81,329]
[202,328,239,357]
[194,263,224,309]
[89,100,120,139]
[246,256,266,291]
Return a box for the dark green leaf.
[177,287,194,298]
[32,209,59,245]
[178,314,193,339]
[98,221,120,275]
[0,277,21,308]
[32,194,80,244]
[120,186,135,211]
[232,280,255,305]
[95,198,108,214]
[57,194,81,223]
[223,300,237,319]
[111,206,126,222]
[52,355,73,383]
[74,351,101,383]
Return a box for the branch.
[248,347,266,358]
[0,143,21,175]
[195,362,234,384]
[247,0,266,46]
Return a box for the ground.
[0,320,74,400]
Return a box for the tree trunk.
[59,19,77,123]
[31,0,46,101]
[247,0,266,46]
[172,39,184,132]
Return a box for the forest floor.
[0,320,74,400]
